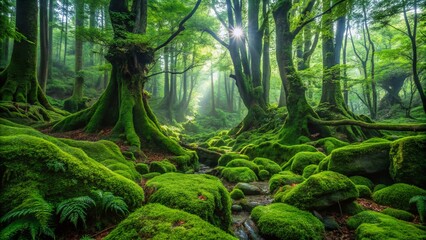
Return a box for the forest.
[0,0,425,239]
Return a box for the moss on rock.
[309,137,349,155]
[348,211,426,239]
[135,163,149,174]
[226,159,260,175]
[381,208,415,222]
[277,171,359,210]
[372,183,426,211]
[258,169,270,180]
[145,173,231,230]
[253,157,281,175]
[269,171,304,194]
[302,164,318,178]
[389,135,426,188]
[230,189,245,200]
[285,151,326,174]
[221,167,258,183]
[328,142,391,176]
[356,185,372,198]
[217,153,249,166]
[149,160,177,174]
[349,176,374,190]
[241,141,317,165]
[105,204,237,240]
[251,203,324,240]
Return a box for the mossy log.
[309,116,426,132]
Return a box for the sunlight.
[231,26,244,39]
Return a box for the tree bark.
[39,0,49,92]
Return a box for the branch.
[309,116,426,132]
[293,0,347,36]
[146,64,201,78]
[154,0,202,52]
[212,0,228,29]
[203,28,230,49]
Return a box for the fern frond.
[91,190,129,216]
[410,195,426,224]
[46,160,66,172]
[0,217,55,240]
[56,196,95,228]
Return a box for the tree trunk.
[53,0,197,169]
[0,0,56,121]
[63,0,69,65]
[64,0,85,112]
[210,64,216,114]
[262,0,271,105]
[48,0,54,79]
[39,0,49,92]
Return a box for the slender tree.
[39,0,49,92]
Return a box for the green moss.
[381,208,415,222]
[0,125,144,215]
[142,172,161,179]
[241,141,317,165]
[348,211,426,239]
[251,203,324,240]
[253,157,281,175]
[389,135,426,188]
[372,183,426,211]
[277,171,359,210]
[328,142,391,176]
[269,171,304,194]
[302,164,318,178]
[135,163,149,174]
[145,173,232,230]
[105,204,237,240]
[317,156,330,172]
[286,151,326,174]
[258,170,270,180]
[226,159,259,175]
[149,160,177,174]
[221,167,258,183]
[349,176,374,190]
[341,201,365,215]
[169,153,199,172]
[373,184,387,192]
[230,189,245,200]
[356,185,372,198]
[309,137,349,155]
[217,153,249,166]
[363,137,391,144]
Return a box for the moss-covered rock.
[251,203,324,240]
[356,185,372,198]
[302,164,318,178]
[145,173,231,230]
[234,183,262,195]
[341,201,365,215]
[317,156,330,172]
[258,169,270,180]
[328,142,391,176]
[284,152,325,174]
[372,183,426,211]
[309,137,349,155]
[149,160,177,174]
[241,141,317,165]
[389,135,426,188]
[348,211,426,239]
[217,153,249,166]
[373,184,387,192]
[105,204,237,240]
[253,157,281,175]
[221,167,258,183]
[269,171,304,194]
[135,163,149,174]
[230,189,245,200]
[349,176,374,190]
[0,123,144,216]
[276,171,359,210]
[142,172,161,179]
[381,208,415,222]
[226,159,259,175]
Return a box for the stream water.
[197,163,273,240]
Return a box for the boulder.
[372,183,426,211]
[221,167,258,183]
[234,183,262,195]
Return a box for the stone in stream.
[235,182,262,195]
[234,229,249,240]
[232,204,243,212]
[243,218,262,240]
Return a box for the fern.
[0,194,54,240]
[91,190,129,216]
[46,160,66,172]
[409,195,426,224]
[79,234,94,240]
[56,196,95,228]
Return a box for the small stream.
[197,163,273,240]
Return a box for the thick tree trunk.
[0,0,57,121]
[262,0,271,105]
[39,0,49,92]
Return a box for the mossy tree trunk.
[273,0,330,144]
[54,0,200,159]
[0,0,56,121]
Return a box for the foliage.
[91,190,129,216]
[56,196,95,228]
[410,196,426,224]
